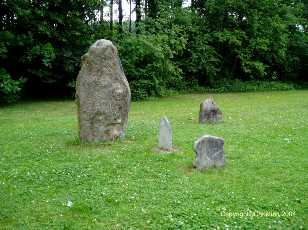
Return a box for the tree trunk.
[129,0,132,32]
[136,0,141,33]
[110,0,113,31]
[100,0,104,22]
[118,0,123,33]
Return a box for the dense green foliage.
[0,0,307,103]
[0,91,307,228]
[193,79,296,93]
[118,33,185,100]
[0,0,104,100]
[0,68,24,103]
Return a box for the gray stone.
[76,39,131,142]
[199,97,222,124]
[159,116,172,150]
[193,135,225,170]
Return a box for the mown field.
[0,91,307,229]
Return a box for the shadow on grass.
[180,161,227,176]
[65,137,132,149]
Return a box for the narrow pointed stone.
[159,117,172,150]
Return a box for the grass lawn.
[0,91,307,229]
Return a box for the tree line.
[1,0,307,103]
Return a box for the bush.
[117,35,183,100]
[212,79,295,93]
[185,79,295,93]
[0,68,24,104]
[1,0,101,99]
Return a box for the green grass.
[0,91,307,229]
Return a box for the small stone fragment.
[159,116,172,151]
[199,97,222,124]
[193,135,225,170]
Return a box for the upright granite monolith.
[193,135,225,170]
[76,39,131,142]
[159,117,172,151]
[199,97,222,124]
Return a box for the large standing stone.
[76,39,131,142]
[193,135,225,170]
[199,97,222,124]
[159,117,172,150]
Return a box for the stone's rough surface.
[76,39,131,142]
[193,135,225,170]
[159,117,172,150]
[199,97,222,124]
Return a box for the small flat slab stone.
[76,39,131,143]
[159,116,172,151]
[199,97,222,124]
[193,135,225,170]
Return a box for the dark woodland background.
[1,0,307,103]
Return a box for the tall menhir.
[76,39,131,143]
